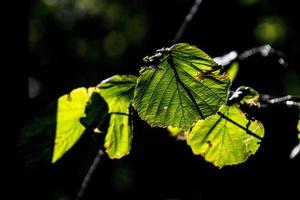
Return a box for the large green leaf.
[18,87,108,165]
[187,105,264,168]
[134,43,231,130]
[98,75,137,159]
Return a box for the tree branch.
[173,0,203,44]
[214,45,288,68]
[260,94,300,108]
[75,149,105,200]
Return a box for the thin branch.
[260,94,300,108]
[214,45,288,68]
[173,0,203,44]
[74,149,105,200]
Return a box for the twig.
[214,45,288,68]
[260,94,300,108]
[173,0,203,44]
[74,149,105,200]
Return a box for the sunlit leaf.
[227,62,239,81]
[187,105,264,168]
[53,87,107,163]
[134,43,231,130]
[98,75,137,159]
[18,87,108,165]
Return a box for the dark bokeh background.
[13,0,300,199]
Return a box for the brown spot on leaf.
[197,71,212,80]
[67,94,72,101]
[207,140,213,147]
[177,131,187,141]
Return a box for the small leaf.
[18,87,108,166]
[98,75,137,159]
[227,62,239,81]
[134,43,231,130]
[187,105,264,168]
[53,87,106,163]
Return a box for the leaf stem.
[173,0,203,44]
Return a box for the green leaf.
[98,75,137,159]
[18,87,108,166]
[53,87,107,163]
[227,62,239,81]
[187,105,264,168]
[18,103,57,167]
[134,43,231,130]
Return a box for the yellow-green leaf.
[18,87,108,166]
[227,62,239,81]
[187,105,264,168]
[53,87,105,163]
[98,75,137,159]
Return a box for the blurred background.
[14,0,300,199]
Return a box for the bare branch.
[75,149,105,200]
[260,94,300,108]
[214,45,288,68]
[173,0,203,44]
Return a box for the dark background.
[12,0,300,199]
